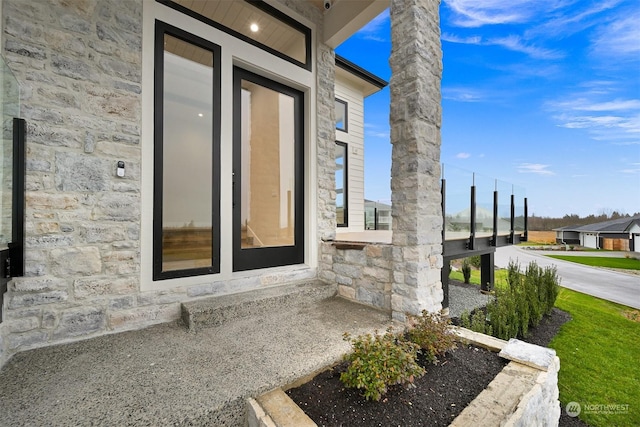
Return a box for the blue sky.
[336,0,640,218]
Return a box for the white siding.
[335,78,366,232]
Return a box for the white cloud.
[621,168,640,174]
[456,152,471,159]
[443,0,540,27]
[364,122,390,140]
[442,32,563,59]
[566,99,640,112]
[442,87,485,103]
[528,0,623,38]
[592,10,640,58]
[486,35,563,59]
[441,33,482,44]
[547,89,640,144]
[517,163,555,175]
[354,9,389,42]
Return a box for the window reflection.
[335,99,347,131]
[335,142,347,227]
[239,79,296,248]
[161,34,214,272]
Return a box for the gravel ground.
[447,280,492,318]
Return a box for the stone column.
[389,0,443,321]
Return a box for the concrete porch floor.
[0,295,393,426]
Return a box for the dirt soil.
[287,308,589,427]
[527,230,557,244]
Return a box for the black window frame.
[335,141,348,228]
[335,98,348,132]
[232,67,305,272]
[153,21,222,281]
[156,0,312,71]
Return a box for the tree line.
[527,211,640,231]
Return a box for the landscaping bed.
[287,308,586,427]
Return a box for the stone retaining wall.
[451,336,561,427]
[250,333,561,427]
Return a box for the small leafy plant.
[407,310,457,363]
[340,328,425,401]
[461,258,472,284]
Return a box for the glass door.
[232,67,304,271]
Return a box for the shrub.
[469,255,482,269]
[340,328,425,401]
[486,260,561,340]
[459,309,493,335]
[487,286,520,339]
[471,310,492,336]
[541,265,560,315]
[462,258,472,284]
[460,310,471,329]
[408,310,457,363]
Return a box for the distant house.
[555,215,640,252]
[363,199,392,230]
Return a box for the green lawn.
[547,255,640,270]
[449,268,508,288]
[550,288,640,426]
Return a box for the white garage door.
[634,235,640,253]
[583,234,598,249]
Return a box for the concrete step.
[181,279,337,332]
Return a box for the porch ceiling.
[315,0,389,48]
[165,1,389,57]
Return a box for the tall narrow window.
[154,22,221,280]
[233,67,304,271]
[335,98,348,132]
[335,142,348,227]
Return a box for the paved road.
[495,246,640,310]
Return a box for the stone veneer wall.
[320,242,393,311]
[0,0,332,369]
[0,0,144,367]
[388,0,444,321]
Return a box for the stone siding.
[388,0,444,321]
[1,0,145,361]
[321,242,393,311]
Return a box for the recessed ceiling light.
[198,113,204,117]
[250,23,259,32]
